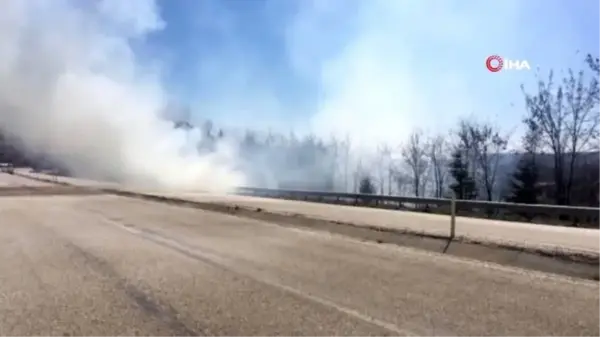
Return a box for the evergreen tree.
[507,154,540,221]
[359,176,376,194]
[449,149,477,199]
[507,119,541,206]
[507,154,539,204]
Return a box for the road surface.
[0,178,598,335]
[16,170,600,254]
[159,192,600,254]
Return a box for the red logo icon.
[486,55,504,72]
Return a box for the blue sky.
[0,0,597,189]
[141,0,598,146]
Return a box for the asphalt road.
[160,192,600,254]
[15,170,600,254]
[0,184,598,335]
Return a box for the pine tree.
[449,149,477,199]
[508,154,539,204]
[359,176,376,194]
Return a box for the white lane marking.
[101,217,422,336]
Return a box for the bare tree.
[401,130,429,197]
[455,120,477,178]
[454,119,509,201]
[562,67,600,203]
[376,144,387,195]
[428,134,448,198]
[521,55,599,205]
[376,144,397,195]
[387,154,397,195]
[420,165,433,197]
[322,136,343,192]
[394,170,412,196]
[506,120,542,206]
[341,135,351,192]
[353,158,363,193]
[470,122,509,201]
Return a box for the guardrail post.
[450,196,456,239]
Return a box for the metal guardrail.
[8,167,598,231]
[236,187,600,230]
[0,163,14,174]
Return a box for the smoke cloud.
[0,0,245,191]
[0,0,588,195]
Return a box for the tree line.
[200,53,599,207]
[350,54,599,208]
[1,54,598,208]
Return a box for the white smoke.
[0,0,245,191]
[0,0,588,195]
